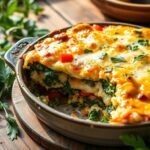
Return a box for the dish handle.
[4,37,38,71]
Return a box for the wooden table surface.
[0,0,135,149]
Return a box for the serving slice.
[23,23,150,124]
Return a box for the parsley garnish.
[111,56,126,63]
[138,39,149,46]
[84,49,93,53]
[127,44,139,51]
[100,77,116,96]
[0,0,49,140]
[120,134,150,150]
[99,52,108,60]
[0,101,18,140]
[133,53,146,62]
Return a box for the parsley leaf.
[138,39,149,46]
[127,44,139,51]
[111,56,126,63]
[0,100,19,140]
[100,77,116,96]
[120,134,150,150]
[99,52,108,60]
[134,53,146,62]
[0,58,15,98]
[0,0,49,141]
[6,113,19,140]
[84,49,93,54]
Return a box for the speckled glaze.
[5,22,150,146]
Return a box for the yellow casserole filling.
[23,23,150,124]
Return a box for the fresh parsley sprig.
[0,0,49,140]
[0,101,19,140]
[120,134,150,150]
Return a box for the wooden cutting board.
[12,80,121,150]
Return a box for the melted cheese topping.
[23,23,150,124]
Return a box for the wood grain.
[46,0,114,24]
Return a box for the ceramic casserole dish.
[4,22,150,146]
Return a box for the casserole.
[5,22,150,146]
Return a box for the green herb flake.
[111,56,126,63]
[84,49,93,54]
[114,38,118,41]
[133,53,146,62]
[88,109,101,121]
[138,39,149,46]
[105,66,113,73]
[99,52,108,60]
[100,77,116,96]
[127,44,139,51]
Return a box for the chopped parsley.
[133,53,147,62]
[127,44,139,51]
[127,39,149,51]
[138,39,149,46]
[99,52,108,60]
[100,78,116,96]
[84,49,93,53]
[111,56,126,63]
[88,109,101,121]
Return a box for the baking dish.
[4,22,150,146]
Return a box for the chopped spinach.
[138,39,149,46]
[44,69,59,86]
[99,52,108,60]
[83,97,105,108]
[100,78,116,96]
[29,63,60,86]
[88,109,101,121]
[62,80,74,95]
[111,56,126,63]
[84,49,93,54]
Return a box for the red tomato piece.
[45,53,52,57]
[61,54,73,63]
[48,92,63,100]
[79,90,95,97]
[93,24,103,31]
